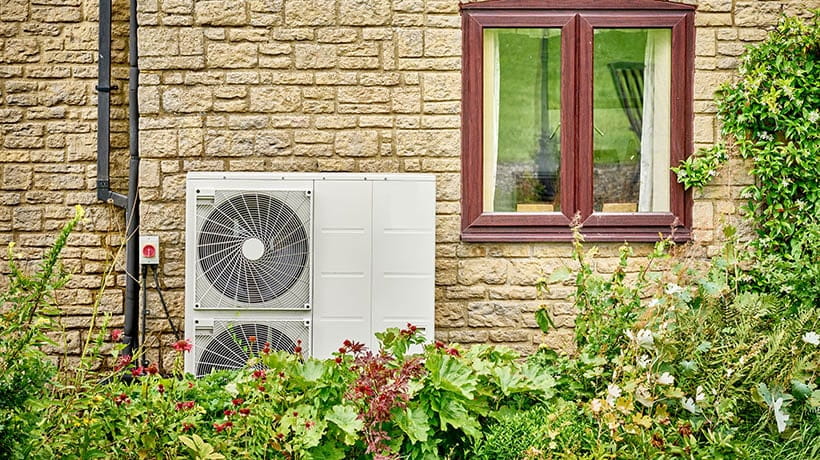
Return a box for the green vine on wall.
[673,12,819,253]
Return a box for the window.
[460,0,695,242]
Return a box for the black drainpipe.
[97,0,140,359]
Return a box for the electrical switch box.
[139,235,160,265]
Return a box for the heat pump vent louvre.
[194,320,310,377]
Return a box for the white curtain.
[482,30,500,212]
[638,30,671,212]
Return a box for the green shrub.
[29,326,556,459]
[531,229,820,459]
[0,206,83,459]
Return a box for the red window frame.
[460,0,695,242]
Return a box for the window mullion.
[576,15,594,221]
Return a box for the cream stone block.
[422,72,459,101]
[334,130,379,157]
[285,0,336,26]
[423,29,460,57]
[194,0,248,26]
[340,0,391,26]
[248,86,301,112]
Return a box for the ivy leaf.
[534,306,554,333]
[395,406,430,443]
[548,266,573,284]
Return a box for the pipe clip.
[95,85,119,92]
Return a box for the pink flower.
[110,329,123,342]
[172,339,193,352]
[175,401,195,411]
[114,355,132,372]
[114,393,130,406]
[131,366,144,377]
[146,363,159,375]
[213,421,232,432]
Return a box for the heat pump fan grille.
[197,191,310,308]
[195,321,310,377]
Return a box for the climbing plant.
[673,12,819,254]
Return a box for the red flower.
[131,366,145,377]
[335,356,343,364]
[223,409,236,417]
[172,339,193,353]
[239,408,250,416]
[434,340,445,350]
[294,339,302,354]
[348,341,365,353]
[248,335,257,343]
[338,346,348,354]
[400,323,418,336]
[343,339,353,347]
[114,393,130,406]
[213,421,233,432]
[231,398,244,406]
[252,369,266,380]
[114,354,132,372]
[305,420,315,429]
[257,385,266,392]
[446,347,460,357]
[187,381,195,389]
[110,329,123,342]
[157,384,165,394]
[175,401,195,411]
[262,342,271,354]
[182,422,194,432]
[146,363,159,375]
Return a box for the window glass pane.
[483,28,562,213]
[593,28,671,213]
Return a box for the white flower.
[665,283,685,295]
[773,398,790,433]
[637,329,655,349]
[648,298,662,308]
[606,384,622,405]
[802,331,820,346]
[624,329,635,341]
[808,110,820,124]
[696,386,706,402]
[726,368,735,377]
[657,372,675,386]
[681,397,698,414]
[759,131,773,142]
[637,354,651,369]
[590,398,604,414]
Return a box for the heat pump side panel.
[372,180,436,342]
[311,180,373,358]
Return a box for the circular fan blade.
[196,323,296,377]
[198,193,309,304]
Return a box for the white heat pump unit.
[185,172,435,376]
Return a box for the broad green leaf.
[535,306,554,333]
[436,397,481,438]
[492,365,525,396]
[426,353,478,399]
[395,406,430,443]
[547,265,573,284]
[326,404,363,439]
[301,359,326,382]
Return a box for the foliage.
[673,13,820,254]
[0,206,84,458]
[25,325,555,459]
[527,228,819,459]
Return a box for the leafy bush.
[673,13,819,255]
[0,206,83,458]
[527,229,819,459]
[28,326,556,459]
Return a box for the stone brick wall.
[2,0,817,367]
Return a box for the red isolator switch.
[139,236,160,265]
